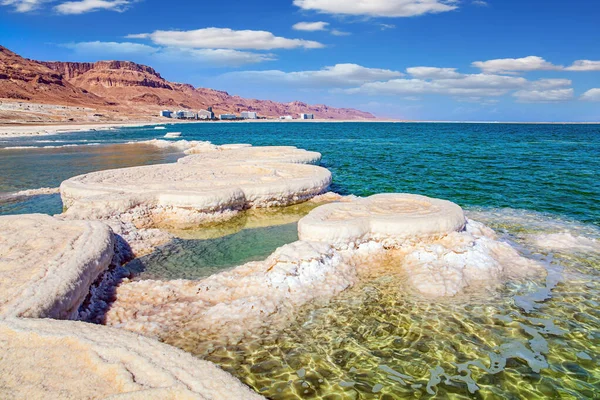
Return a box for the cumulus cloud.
[1,0,46,12]
[565,60,600,72]
[513,89,574,103]
[581,88,600,101]
[224,64,404,87]
[293,0,458,17]
[472,56,562,74]
[126,28,324,50]
[407,67,462,79]
[55,0,129,14]
[345,68,572,100]
[473,56,600,74]
[64,41,275,67]
[292,21,329,31]
[157,48,276,67]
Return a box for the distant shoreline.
[1,119,598,138]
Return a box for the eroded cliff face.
[1,46,377,120]
[42,61,175,90]
[0,46,104,104]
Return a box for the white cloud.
[473,56,600,74]
[331,29,351,36]
[472,0,488,6]
[225,64,404,87]
[1,0,46,12]
[581,88,600,101]
[345,68,572,99]
[293,0,458,17]
[157,48,276,67]
[407,67,462,79]
[292,21,329,31]
[565,60,600,72]
[65,41,157,55]
[64,41,275,67]
[513,89,574,103]
[55,0,129,14]
[126,28,324,50]
[472,56,562,74]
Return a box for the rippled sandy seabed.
[154,208,599,399]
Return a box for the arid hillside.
[0,45,376,123]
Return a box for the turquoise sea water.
[1,122,599,226]
[1,122,599,398]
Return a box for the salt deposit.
[61,161,332,229]
[0,318,263,400]
[0,214,114,319]
[179,145,322,164]
[101,194,542,344]
[298,193,466,246]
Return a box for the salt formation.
[102,194,541,343]
[61,145,330,229]
[179,145,323,164]
[102,240,380,344]
[0,318,263,400]
[298,193,466,245]
[0,214,113,319]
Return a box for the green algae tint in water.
[163,210,600,399]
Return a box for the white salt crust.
[61,145,330,229]
[0,214,114,319]
[101,195,542,343]
[298,193,466,245]
[0,318,263,400]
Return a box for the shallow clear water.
[127,223,298,281]
[164,210,600,399]
[1,122,599,398]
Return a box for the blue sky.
[1,0,599,121]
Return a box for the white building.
[220,114,237,120]
[279,115,293,120]
[240,111,258,119]
[175,110,197,119]
[198,109,214,120]
[299,113,315,120]
[160,110,173,118]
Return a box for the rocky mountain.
[40,60,375,119]
[0,46,104,106]
[0,46,375,121]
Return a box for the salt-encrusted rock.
[101,240,368,345]
[0,214,113,319]
[94,194,542,348]
[61,161,332,228]
[179,145,322,165]
[0,318,263,400]
[298,193,466,246]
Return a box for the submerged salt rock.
[298,193,466,245]
[61,160,332,228]
[0,214,114,319]
[0,318,263,400]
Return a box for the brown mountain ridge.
[0,45,375,122]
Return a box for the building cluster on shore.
[159,108,315,121]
